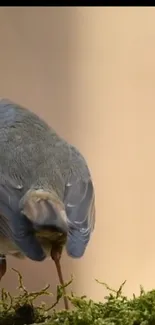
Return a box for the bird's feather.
[0,174,45,261]
[64,174,95,258]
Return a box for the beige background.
[0,6,155,307]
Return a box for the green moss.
[0,270,155,325]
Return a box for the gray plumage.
[0,98,95,261]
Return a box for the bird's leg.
[51,249,69,310]
[0,254,6,281]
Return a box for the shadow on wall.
[0,7,77,309]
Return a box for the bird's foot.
[0,255,6,281]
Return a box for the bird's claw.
[0,255,6,280]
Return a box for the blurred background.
[0,6,155,307]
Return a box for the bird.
[0,98,95,309]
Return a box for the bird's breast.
[0,230,67,259]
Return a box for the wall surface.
[0,7,155,306]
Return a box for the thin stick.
[51,249,69,310]
[54,257,69,310]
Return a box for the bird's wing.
[64,174,95,258]
[0,174,45,261]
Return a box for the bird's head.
[19,189,68,256]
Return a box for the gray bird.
[0,98,95,308]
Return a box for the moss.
[0,270,155,325]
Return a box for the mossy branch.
[0,270,155,324]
